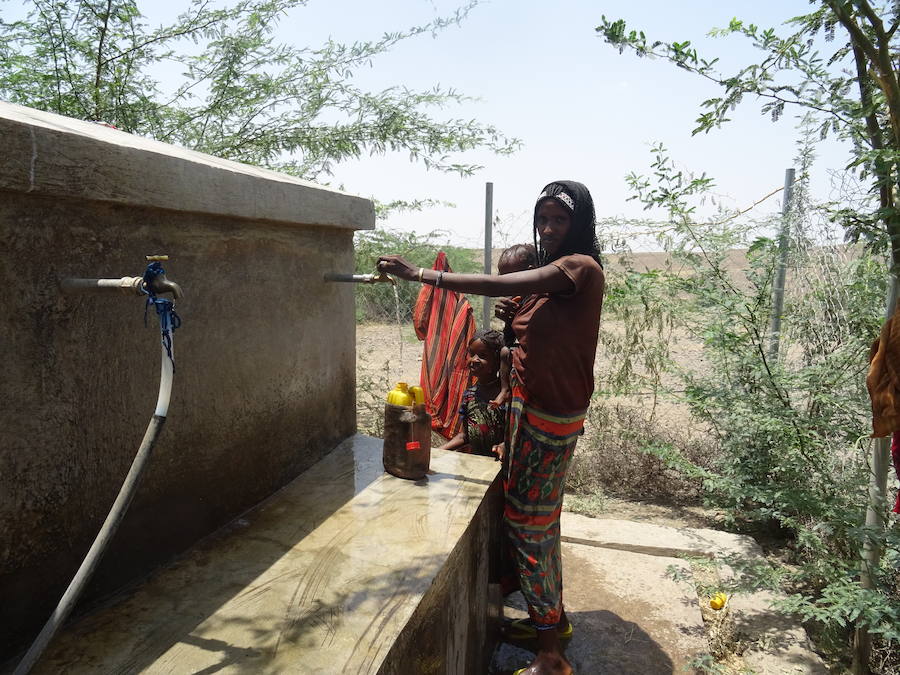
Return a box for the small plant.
[569,398,713,502]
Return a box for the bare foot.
[517,650,573,675]
[516,628,572,674]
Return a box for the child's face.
[467,339,499,381]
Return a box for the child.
[438,330,507,457]
[490,244,537,410]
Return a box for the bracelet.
[417,267,424,282]
[436,270,444,288]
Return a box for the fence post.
[853,272,900,674]
[483,182,493,331]
[766,168,796,363]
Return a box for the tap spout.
[145,271,185,299]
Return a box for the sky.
[4,0,858,250]
[270,0,854,250]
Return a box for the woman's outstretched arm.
[376,255,573,297]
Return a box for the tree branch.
[93,0,113,120]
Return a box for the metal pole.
[853,272,900,675]
[766,168,796,363]
[483,182,493,331]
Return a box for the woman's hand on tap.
[377,255,418,281]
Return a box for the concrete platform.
[9,440,828,675]
[560,512,764,560]
[9,435,503,674]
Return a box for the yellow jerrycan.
[386,382,413,406]
[383,382,430,480]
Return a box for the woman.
[378,180,604,675]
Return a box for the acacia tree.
[599,1,900,272]
[0,0,518,179]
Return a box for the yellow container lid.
[387,382,413,406]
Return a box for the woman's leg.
[504,395,582,673]
[505,426,575,623]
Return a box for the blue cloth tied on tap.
[142,261,181,369]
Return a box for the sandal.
[502,617,574,641]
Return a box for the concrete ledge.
[0,102,374,229]
[560,513,763,559]
[1,102,370,651]
[13,435,502,674]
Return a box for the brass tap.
[370,271,397,285]
[145,270,184,299]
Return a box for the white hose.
[13,327,173,674]
[155,338,174,417]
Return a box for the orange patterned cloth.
[867,300,900,437]
[412,252,475,439]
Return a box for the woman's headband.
[537,190,575,211]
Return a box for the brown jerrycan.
[383,383,431,480]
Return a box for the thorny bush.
[596,143,899,665]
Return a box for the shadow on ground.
[492,593,679,675]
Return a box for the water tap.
[324,269,397,285]
[370,270,397,285]
[144,256,184,299]
[60,255,184,298]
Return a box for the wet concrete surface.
[9,435,501,674]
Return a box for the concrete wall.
[0,102,374,655]
[378,477,504,675]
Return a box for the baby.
[490,244,537,410]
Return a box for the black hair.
[469,329,504,363]
[532,180,603,268]
[498,243,538,271]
